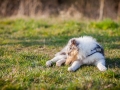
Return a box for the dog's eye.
[68,52,70,55]
[68,52,71,56]
[70,47,72,50]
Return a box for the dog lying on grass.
[46,36,107,72]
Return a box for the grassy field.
[0,18,120,90]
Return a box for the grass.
[0,18,120,90]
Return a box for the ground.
[0,18,120,90]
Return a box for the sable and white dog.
[46,36,107,72]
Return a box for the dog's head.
[67,38,79,55]
[65,39,79,65]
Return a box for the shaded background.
[0,0,120,19]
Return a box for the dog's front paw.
[56,62,61,66]
[68,67,75,72]
[46,61,52,67]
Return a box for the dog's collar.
[86,44,104,57]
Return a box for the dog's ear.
[71,39,79,46]
[71,39,76,45]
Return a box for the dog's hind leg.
[68,60,82,72]
[95,59,107,71]
[46,55,66,67]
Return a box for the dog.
[46,36,107,72]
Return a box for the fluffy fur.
[46,36,107,72]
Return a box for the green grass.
[89,19,119,30]
[0,18,120,90]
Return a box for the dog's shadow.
[106,58,120,68]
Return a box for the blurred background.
[0,1,120,90]
[0,0,120,20]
